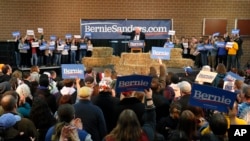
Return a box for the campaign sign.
[129,40,145,48]
[226,42,234,48]
[115,75,152,93]
[37,28,43,33]
[163,42,174,48]
[232,29,240,35]
[224,71,245,81]
[31,42,39,47]
[189,84,237,113]
[195,71,217,83]
[65,34,72,39]
[80,43,87,49]
[39,44,47,50]
[197,44,205,51]
[64,45,70,50]
[71,45,77,50]
[151,47,171,60]
[74,35,81,39]
[61,64,85,79]
[12,31,20,37]
[216,41,225,48]
[57,45,64,51]
[84,32,92,39]
[204,44,214,50]
[26,30,34,35]
[168,30,175,35]
[182,43,188,48]
[213,32,220,37]
[50,35,56,41]
[22,44,30,50]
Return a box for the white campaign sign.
[195,71,218,83]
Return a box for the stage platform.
[18,66,61,71]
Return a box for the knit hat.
[177,81,192,94]
[184,66,193,74]
[0,113,21,129]
[201,65,211,72]
[0,81,11,94]
[78,86,93,98]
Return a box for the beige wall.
[1,0,250,64]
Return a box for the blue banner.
[151,47,171,60]
[189,84,237,113]
[61,64,85,79]
[115,75,152,93]
[81,19,172,39]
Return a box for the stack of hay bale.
[82,47,194,75]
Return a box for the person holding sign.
[225,37,238,71]
[18,36,29,68]
[70,38,77,64]
[78,37,87,63]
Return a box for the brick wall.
[0,0,250,65]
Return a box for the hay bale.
[165,59,194,68]
[92,47,113,57]
[111,56,121,66]
[82,57,112,67]
[170,48,182,58]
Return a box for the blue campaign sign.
[204,44,214,50]
[232,29,240,34]
[115,75,152,93]
[81,19,172,39]
[197,44,205,51]
[61,64,85,79]
[12,31,20,37]
[129,40,145,48]
[84,32,92,39]
[151,47,171,60]
[22,44,30,50]
[213,32,220,37]
[224,71,245,81]
[80,43,87,49]
[50,35,56,41]
[39,44,47,50]
[189,84,237,113]
[65,34,72,39]
[216,41,225,48]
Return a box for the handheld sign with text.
[50,35,56,41]
[197,44,205,51]
[226,42,234,48]
[65,34,72,39]
[204,44,214,50]
[22,44,30,50]
[195,71,217,83]
[39,44,47,50]
[213,32,220,37]
[57,45,64,51]
[84,32,92,39]
[151,47,171,60]
[223,71,245,81]
[37,28,43,33]
[232,29,240,35]
[115,75,152,93]
[74,35,81,39]
[71,45,77,50]
[49,41,55,50]
[182,43,188,48]
[163,42,174,48]
[129,40,145,48]
[168,30,175,35]
[80,43,87,49]
[26,30,34,36]
[31,42,39,47]
[189,84,237,113]
[12,31,20,37]
[216,41,225,48]
[61,64,85,79]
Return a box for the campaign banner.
[151,47,171,60]
[12,31,20,37]
[61,64,85,79]
[232,29,240,35]
[195,71,217,83]
[81,19,172,39]
[224,71,245,81]
[115,75,152,93]
[189,84,237,113]
[216,41,225,48]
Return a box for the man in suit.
[120,27,146,52]
[121,27,146,41]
